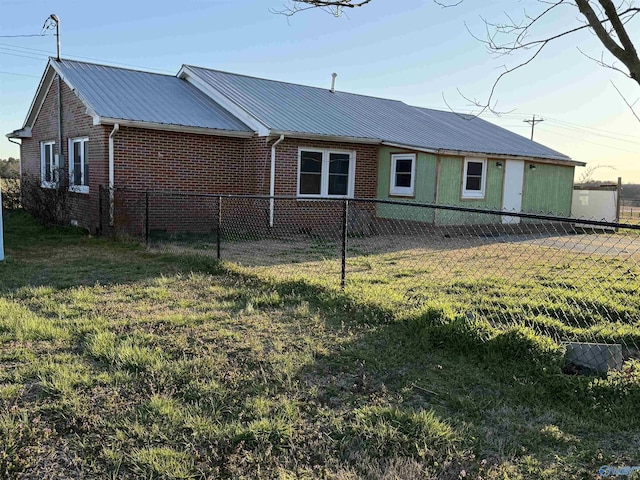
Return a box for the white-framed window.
[40,141,57,188]
[462,157,487,199]
[297,148,356,198]
[68,137,89,193]
[389,153,416,196]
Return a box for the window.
[462,157,487,199]
[298,149,355,197]
[68,137,89,193]
[40,141,57,188]
[390,154,415,196]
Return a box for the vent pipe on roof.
[330,73,337,93]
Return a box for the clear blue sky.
[1,0,639,181]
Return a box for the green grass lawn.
[1,211,639,479]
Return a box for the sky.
[0,0,639,182]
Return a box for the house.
[7,58,585,234]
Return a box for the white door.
[502,160,525,224]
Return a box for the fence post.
[216,196,222,260]
[341,199,349,289]
[145,191,150,246]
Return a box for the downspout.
[57,74,63,182]
[108,123,120,226]
[269,134,285,227]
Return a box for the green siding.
[435,157,504,225]
[522,163,574,216]
[376,146,437,222]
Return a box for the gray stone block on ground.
[565,342,623,373]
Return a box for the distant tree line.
[0,158,20,179]
[621,183,640,202]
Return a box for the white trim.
[462,157,487,199]
[271,130,380,145]
[382,142,438,155]
[380,142,585,167]
[269,134,285,227]
[390,153,416,197]
[178,66,268,136]
[23,59,56,129]
[68,137,89,194]
[40,140,57,189]
[297,148,356,199]
[96,117,255,138]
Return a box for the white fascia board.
[274,131,381,145]
[382,142,582,167]
[23,59,56,129]
[437,148,583,166]
[178,65,268,136]
[6,128,31,139]
[49,60,99,120]
[381,142,439,154]
[96,117,255,138]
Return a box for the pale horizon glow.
[0,0,638,182]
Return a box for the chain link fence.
[101,186,640,374]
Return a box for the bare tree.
[278,1,640,113]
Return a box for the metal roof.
[185,65,572,162]
[54,59,252,133]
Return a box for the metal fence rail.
[102,186,640,374]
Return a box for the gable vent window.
[390,153,416,196]
[462,157,487,199]
[298,148,355,198]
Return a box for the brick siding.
[21,72,381,235]
[20,75,109,232]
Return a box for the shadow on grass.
[227,273,640,477]
[2,211,639,478]
[0,211,227,294]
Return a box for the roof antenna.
[330,73,337,93]
[45,14,61,60]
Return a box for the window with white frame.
[462,157,487,199]
[298,149,355,197]
[40,141,57,188]
[68,137,89,193]
[389,153,415,196]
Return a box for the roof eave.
[6,127,32,139]
[381,142,584,166]
[179,65,271,136]
[270,130,381,145]
[96,117,255,138]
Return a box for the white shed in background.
[571,179,621,229]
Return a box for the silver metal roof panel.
[55,59,252,133]
[185,65,571,161]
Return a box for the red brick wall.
[21,72,381,236]
[112,134,379,235]
[20,75,109,232]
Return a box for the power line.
[0,33,54,38]
[0,42,174,74]
[0,70,40,78]
[0,51,48,61]
[538,127,640,154]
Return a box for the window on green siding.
[298,148,355,198]
[68,137,89,193]
[462,157,486,199]
[390,153,415,196]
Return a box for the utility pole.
[523,114,544,141]
[50,14,60,61]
